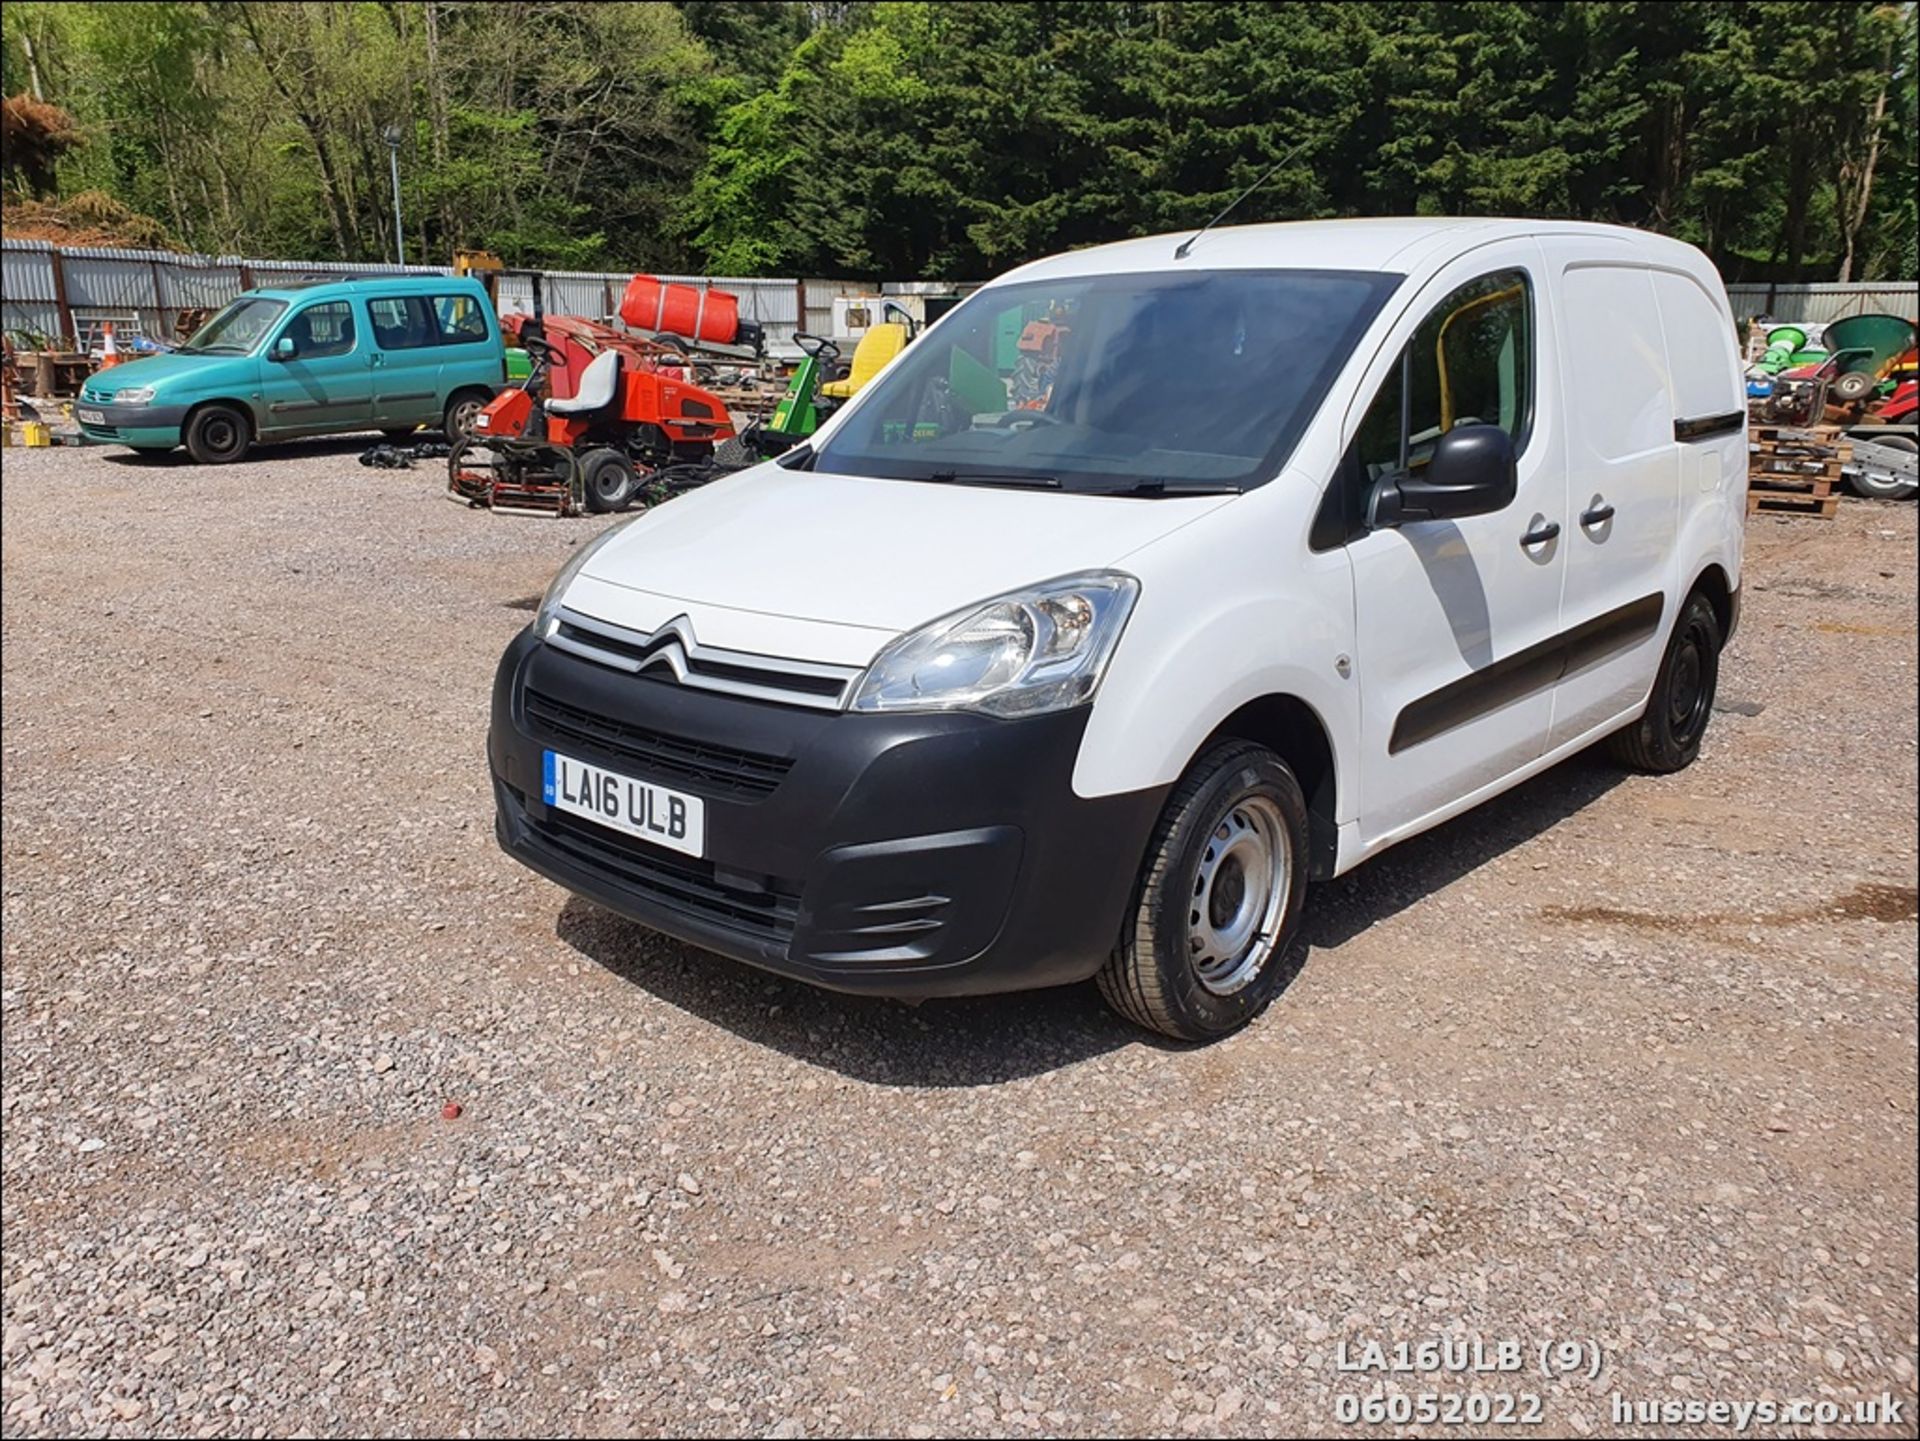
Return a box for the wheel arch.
[1200,693,1340,879]
[182,396,259,432]
[180,397,258,453]
[1687,560,1735,642]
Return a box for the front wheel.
[1606,591,1721,773]
[1097,740,1309,1042]
[183,404,251,464]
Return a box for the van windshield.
[181,297,288,355]
[813,269,1401,494]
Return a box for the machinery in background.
[447,267,756,516]
[1762,313,1916,429]
[751,302,921,456]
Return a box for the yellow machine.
[818,321,911,400]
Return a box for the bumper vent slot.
[527,808,800,944]
[525,688,793,799]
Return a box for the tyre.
[580,448,640,513]
[183,404,251,464]
[1097,740,1309,1042]
[1846,434,1918,501]
[1606,591,1721,773]
[1829,371,1874,404]
[442,392,487,444]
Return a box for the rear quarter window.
[433,295,491,345]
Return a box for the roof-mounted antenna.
[1173,137,1317,261]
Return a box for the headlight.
[851,571,1140,717]
[113,387,156,405]
[534,519,641,635]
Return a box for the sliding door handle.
[1580,502,1616,527]
[1520,520,1561,548]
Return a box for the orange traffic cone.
[98,322,121,370]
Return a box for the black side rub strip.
[1391,593,1665,754]
[1673,411,1744,442]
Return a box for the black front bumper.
[488,628,1168,997]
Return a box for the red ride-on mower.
[448,319,743,517]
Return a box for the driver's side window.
[1316,270,1532,547]
[283,301,356,359]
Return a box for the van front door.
[1339,249,1567,847]
[1538,245,1683,747]
[263,300,370,435]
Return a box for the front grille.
[524,687,793,799]
[527,807,799,945]
[547,608,863,712]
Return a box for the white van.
[489,219,1747,1041]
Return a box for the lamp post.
[382,124,405,266]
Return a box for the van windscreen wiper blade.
[1107,478,1243,496]
[920,470,1063,489]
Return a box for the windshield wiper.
[920,470,1063,489]
[1106,478,1243,496]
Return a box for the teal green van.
[77,275,507,462]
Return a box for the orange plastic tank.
[619,276,742,346]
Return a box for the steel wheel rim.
[205,416,239,455]
[1189,795,1290,996]
[448,399,481,439]
[1668,622,1712,739]
[590,460,630,503]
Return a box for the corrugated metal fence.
[2,239,846,359]
[1724,281,1918,325]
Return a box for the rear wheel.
[1097,740,1309,1042]
[183,404,251,464]
[443,392,487,444]
[580,447,640,513]
[1607,591,1721,773]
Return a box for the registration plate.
[543,750,704,858]
[77,408,106,425]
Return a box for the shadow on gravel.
[559,751,1625,1083]
[100,432,435,467]
[1306,751,1627,948]
[557,899,1148,1087]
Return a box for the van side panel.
[1542,251,1682,749]
[1650,268,1747,613]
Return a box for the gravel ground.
[2,437,1916,1439]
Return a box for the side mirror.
[271,336,297,361]
[1370,423,1518,527]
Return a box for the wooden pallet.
[1750,471,1836,495]
[1749,424,1849,514]
[1751,460,1843,486]
[1751,432,1849,454]
[1748,488,1840,518]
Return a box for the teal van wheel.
[184,404,251,464]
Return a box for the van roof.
[1006,217,1715,284]
[247,273,483,300]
